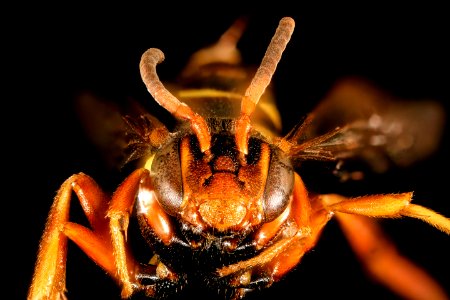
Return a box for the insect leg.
[320,193,449,300]
[106,168,152,298]
[28,173,120,300]
[321,192,450,234]
[108,168,184,298]
[337,213,448,300]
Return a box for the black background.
[9,4,449,300]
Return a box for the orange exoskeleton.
[28,16,449,300]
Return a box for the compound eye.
[151,140,183,216]
[262,148,294,222]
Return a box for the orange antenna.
[235,17,295,155]
[140,48,211,153]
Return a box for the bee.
[28,16,449,300]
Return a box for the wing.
[285,77,445,179]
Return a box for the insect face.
[149,130,294,233]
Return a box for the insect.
[28,16,450,300]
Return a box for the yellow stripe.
[178,89,242,100]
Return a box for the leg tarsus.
[401,204,450,235]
